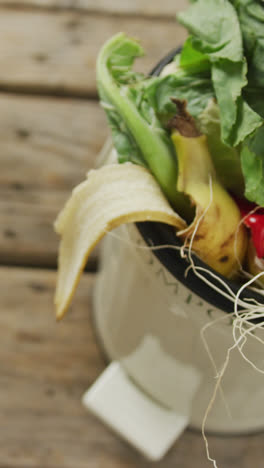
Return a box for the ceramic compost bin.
[83,52,264,461]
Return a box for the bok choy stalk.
[96,33,193,221]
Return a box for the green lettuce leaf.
[232,0,264,87]
[178,0,243,61]
[198,100,244,195]
[241,126,264,206]
[177,0,262,146]
[244,87,264,119]
[142,73,214,123]
[179,37,210,75]
[229,97,263,146]
[101,97,145,167]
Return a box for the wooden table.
[1,1,264,467]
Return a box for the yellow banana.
[171,130,248,278]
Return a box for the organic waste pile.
[55,0,264,319]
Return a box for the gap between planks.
[0,84,99,100]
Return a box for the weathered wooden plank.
[0,93,106,266]
[0,190,100,268]
[0,93,107,190]
[1,265,263,468]
[0,0,189,18]
[0,10,186,96]
[0,188,75,267]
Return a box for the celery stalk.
[96,33,192,220]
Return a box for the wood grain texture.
[0,0,189,17]
[1,5,263,468]
[0,267,264,468]
[1,265,263,468]
[0,93,107,190]
[0,93,106,266]
[0,10,186,96]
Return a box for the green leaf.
[212,60,262,145]
[244,87,264,119]
[143,73,214,122]
[229,97,263,146]
[177,0,263,146]
[232,0,264,87]
[241,126,264,206]
[198,99,244,195]
[247,38,264,88]
[211,59,248,144]
[101,33,145,85]
[179,37,210,74]
[103,103,146,167]
[178,0,243,61]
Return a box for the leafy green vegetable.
[198,100,244,194]
[229,98,263,147]
[179,37,210,75]
[178,0,243,61]
[241,126,264,206]
[142,73,214,122]
[244,87,264,119]
[96,33,192,218]
[97,1,264,212]
[232,0,264,87]
[234,0,264,120]
[177,0,262,146]
[97,35,146,167]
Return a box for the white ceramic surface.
[93,223,264,434]
[83,362,198,461]
[83,145,264,459]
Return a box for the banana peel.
[171,132,248,278]
[55,162,186,319]
[55,112,249,319]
